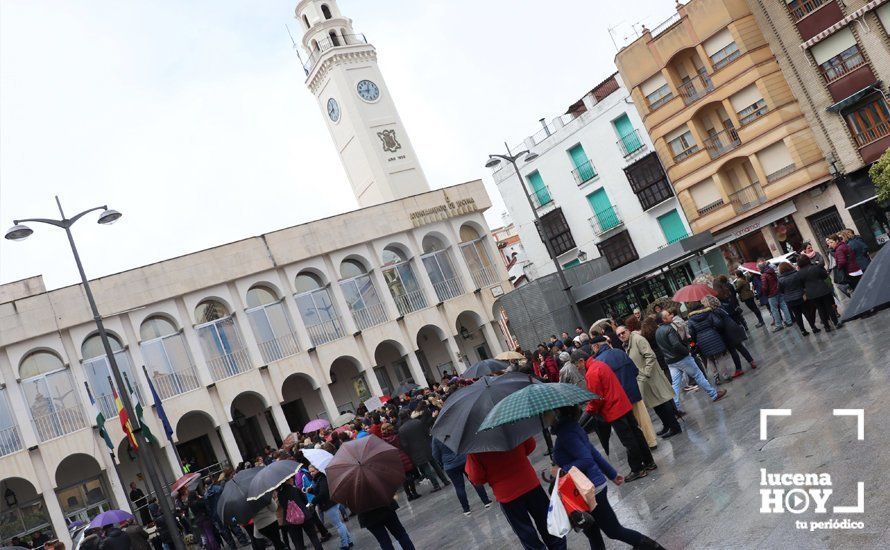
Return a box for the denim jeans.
[322,504,353,549]
[445,467,491,512]
[768,295,792,326]
[668,355,718,407]
[365,507,415,550]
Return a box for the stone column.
[481,322,504,355]
[217,421,242,466]
[721,99,742,129]
[268,402,291,438]
[317,382,341,420]
[695,44,714,73]
[31,449,72,548]
[444,334,467,374]
[354,339,384,397]
[97,441,131,513]
[405,351,428,388]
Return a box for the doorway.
[282,398,310,431]
[807,207,845,256]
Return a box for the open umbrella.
[169,472,200,495]
[391,382,419,396]
[302,448,334,473]
[246,460,299,501]
[495,350,524,361]
[460,359,509,379]
[431,372,542,454]
[326,435,404,514]
[217,467,271,524]
[303,418,330,433]
[331,412,356,428]
[88,509,134,529]
[479,383,599,431]
[672,283,717,303]
[740,261,761,275]
[841,245,890,322]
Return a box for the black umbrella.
[460,359,509,379]
[246,460,299,501]
[431,372,542,454]
[217,467,271,525]
[391,382,419,396]
[841,245,890,322]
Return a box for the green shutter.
[562,258,581,269]
[586,189,619,231]
[657,209,688,244]
[614,114,642,154]
[527,171,551,206]
[568,144,595,182]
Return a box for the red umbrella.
[326,435,405,514]
[672,283,717,303]
[169,472,200,495]
[740,262,761,275]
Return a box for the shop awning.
[827,82,882,113]
[572,232,715,302]
[800,0,887,50]
[712,201,797,248]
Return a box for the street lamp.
[6,196,185,550]
[485,145,584,328]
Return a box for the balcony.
[672,144,701,164]
[351,302,388,331]
[0,425,23,457]
[696,199,725,217]
[432,277,464,302]
[589,205,624,237]
[617,130,647,158]
[647,85,674,111]
[257,332,300,363]
[704,127,741,159]
[470,266,499,288]
[710,43,741,71]
[738,100,769,126]
[729,182,767,213]
[303,33,368,74]
[33,405,86,442]
[530,186,554,210]
[392,289,427,316]
[151,367,201,400]
[679,73,715,105]
[306,317,344,347]
[821,49,876,103]
[792,0,844,41]
[571,160,598,185]
[853,121,890,163]
[207,348,252,381]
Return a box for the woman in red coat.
[381,423,421,500]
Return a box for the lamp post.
[6,196,185,550]
[485,144,585,329]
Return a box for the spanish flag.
[112,379,139,450]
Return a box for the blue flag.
[143,365,173,441]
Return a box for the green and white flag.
[123,372,157,446]
[84,381,113,450]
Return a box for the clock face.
[327,98,340,122]
[356,79,380,102]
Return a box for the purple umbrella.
[89,509,134,528]
[303,418,330,433]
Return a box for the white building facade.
[491,74,693,278]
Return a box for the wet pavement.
[320,308,890,549]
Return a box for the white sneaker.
[463,510,471,517]
[484,502,492,509]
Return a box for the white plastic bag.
[546,470,571,538]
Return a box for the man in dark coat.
[99,525,132,550]
[398,410,450,490]
[123,519,152,550]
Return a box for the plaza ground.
[320,307,889,550]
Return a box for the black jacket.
[687,309,727,357]
[655,323,689,364]
[778,270,805,303]
[98,528,132,550]
[309,472,333,511]
[797,265,832,299]
[398,418,434,464]
[123,525,151,550]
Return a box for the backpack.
[285,500,305,525]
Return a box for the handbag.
[285,500,305,525]
[832,267,847,285]
[546,470,571,537]
[567,466,598,511]
[557,473,589,514]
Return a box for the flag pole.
[84,381,136,516]
[141,364,184,470]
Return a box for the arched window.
[321,4,332,19]
[339,260,386,330]
[140,316,177,341]
[459,225,496,287]
[382,246,426,315]
[195,300,230,324]
[294,272,343,346]
[20,351,85,441]
[302,14,310,29]
[310,39,319,52]
[194,300,248,380]
[140,316,198,399]
[81,333,123,360]
[421,236,463,301]
[329,31,340,47]
[81,333,138,419]
[245,285,298,362]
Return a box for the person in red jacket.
[466,438,566,550]
[579,338,654,482]
[543,346,560,382]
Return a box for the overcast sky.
[0,0,672,290]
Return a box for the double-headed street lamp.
[485,145,585,329]
[6,197,185,550]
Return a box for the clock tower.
[296,0,430,207]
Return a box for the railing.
[853,121,890,147]
[257,332,300,363]
[616,129,646,157]
[530,187,553,209]
[711,43,741,70]
[302,33,368,73]
[789,0,828,22]
[206,348,252,381]
[651,12,682,38]
[664,232,692,246]
[819,47,866,83]
[33,406,86,442]
[679,73,714,105]
[0,425,23,456]
[730,182,767,213]
[432,277,464,302]
[151,367,201,400]
[590,205,623,236]
[697,199,725,216]
[672,144,700,163]
[96,393,119,420]
[766,163,797,183]
[470,266,499,288]
[306,317,344,347]
[351,302,388,331]
[571,160,597,185]
[392,289,427,315]
[703,127,741,159]
[738,100,768,126]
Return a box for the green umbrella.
[478,383,599,432]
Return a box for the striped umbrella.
[478,383,599,432]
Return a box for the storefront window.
[770,216,803,255]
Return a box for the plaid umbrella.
[478,383,599,431]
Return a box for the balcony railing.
[257,332,300,363]
[766,164,797,183]
[647,87,674,111]
[432,277,464,302]
[302,33,368,73]
[351,302,388,331]
[470,266,499,288]
[151,367,201,400]
[711,43,741,70]
[853,121,890,147]
[206,348,252,381]
[306,317,344,347]
[530,187,554,209]
[571,160,598,185]
[392,289,427,316]
[819,47,866,83]
[0,425,23,457]
[617,129,646,157]
[789,0,827,22]
[672,144,700,163]
[738,100,769,126]
[33,405,86,442]
[664,231,692,246]
[590,206,623,236]
[697,199,725,217]
[729,182,767,213]
[679,73,714,105]
[703,127,741,159]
